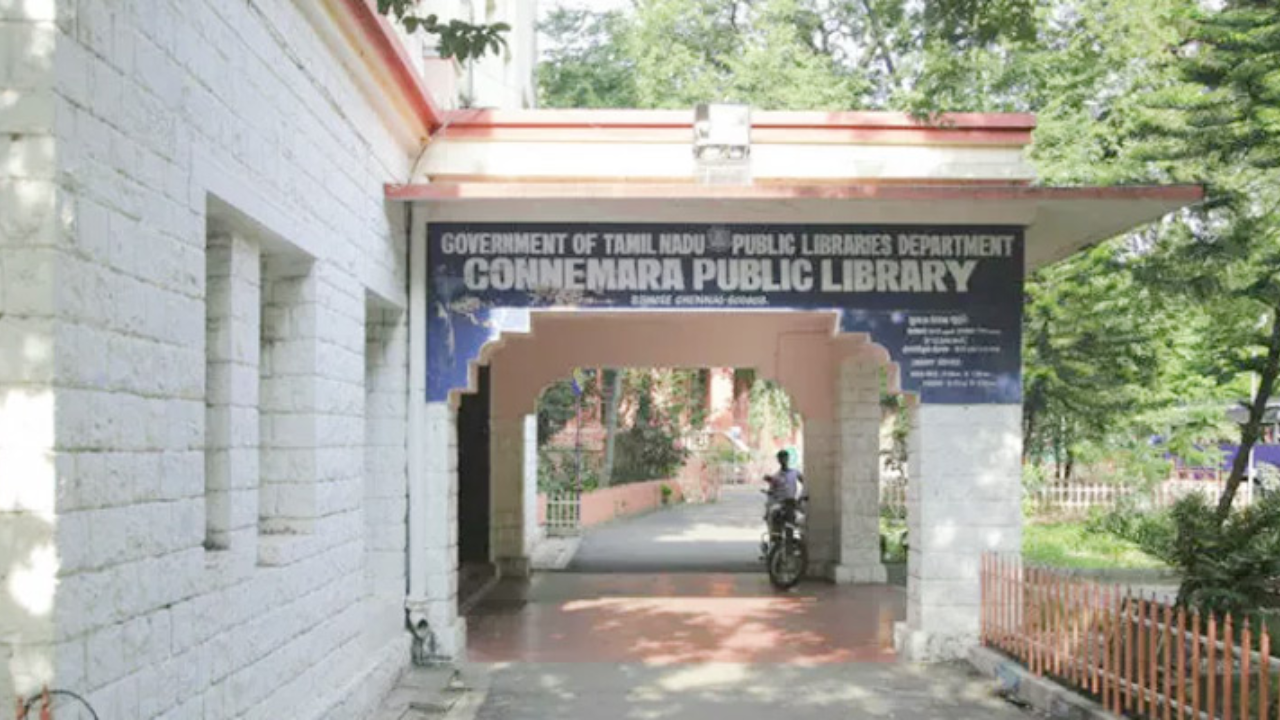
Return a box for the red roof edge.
[338,0,444,132]
[385,182,1204,203]
[439,109,1037,131]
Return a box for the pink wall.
[708,368,736,432]
[485,311,897,422]
[537,479,686,529]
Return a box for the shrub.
[1259,462,1280,495]
[1153,492,1280,615]
[537,447,601,493]
[704,441,750,466]
[1084,496,1174,554]
[880,517,908,563]
[1021,462,1050,518]
[613,423,689,484]
[660,483,673,504]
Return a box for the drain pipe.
[405,201,435,665]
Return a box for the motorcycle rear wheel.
[767,537,807,590]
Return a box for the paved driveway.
[469,660,1033,720]
[567,484,767,572]
[458,487,1030,719]
[467,573,902,665]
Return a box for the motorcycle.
[760,489,808,589]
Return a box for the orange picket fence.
[981,554,1279,719]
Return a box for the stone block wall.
[364,303,408,654]
[834,356,888,584]
[2,0,418,716]
[801,419,839,571]
[1,1,62,707]
[204,234,261,554]
[902,404,1022,661]
[414,402,462,659]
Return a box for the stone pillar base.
[423,617,468,663]
[831,562,888,584]
[893,621,976,662]
[406,599,467,663]
[497,555,531,579]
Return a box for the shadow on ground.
[470,660,1029,720]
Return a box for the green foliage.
[1151,493,1280,614]
[653,369,710,430]
[536,379,579,446]
[1021,462,1050,517]
[1084,502,1175,553]
[612,422,689,484]
[537,446,601,493]
[922,0,1037,46]
[1023,521,1168,570]
[1259,463,1280,495]
[377,0,509,61]
[537,9,638,108]
[1020,241,1227,475]
[537,367,711,488]
[535,0,1240,483]
[530,0,1280,570]
[880,517,908,563]
[704,440,750,466]
[747,378,800,440]
[880,386,910,480]
[626,0,868,110]
[1026,0,1198,184]
[660,483,674,503]
[1133,0,1280,516]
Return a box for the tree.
[541,0,872,110]
[532,0,1276,514]
[536,378,580,445]
[1022,246,1166,475]
[747,379,800,443]
[601,368,623,486]
[1023,241,1232,480]
[1135,0,1280,519]
[538,9,639,109]
[534,1,1236,474]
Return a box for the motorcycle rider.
[761,449,805,555]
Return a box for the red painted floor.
[466,573,905,665]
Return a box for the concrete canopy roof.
[387,182,1204,273]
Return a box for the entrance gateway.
[426,223,1023,405]
[391,109,1202,662]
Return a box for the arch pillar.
[489,413,536,577]
[899,404,1022,661]
[800,419,839,571]
[832,356,889,583]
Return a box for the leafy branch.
[880,378,911,481]
[377,0,510,62]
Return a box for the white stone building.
[1,1,1199,718]
[0,1,529,717]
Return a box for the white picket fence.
[880,475,908,517]
[878,474,1257,519]
[544,491,581,536]
[1031,477,1256,515]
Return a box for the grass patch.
[1023,522,1167,570]
[880,517,908,563]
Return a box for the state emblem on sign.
[708,226,732,253]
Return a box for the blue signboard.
[427,223,1024,404]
